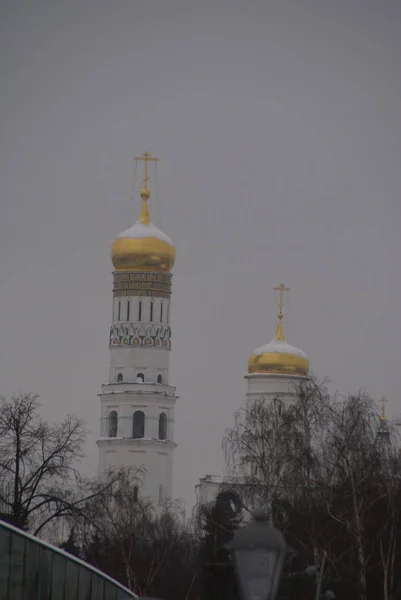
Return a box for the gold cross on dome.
[134,151,159,190]
[273,283,290,319]
[273,283,290,341]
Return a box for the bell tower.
[97,152,177,507]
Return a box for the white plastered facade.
[97,290,177,507]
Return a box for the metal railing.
[0,519,138,599]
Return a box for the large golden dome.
[248,284,309,376]
[111,187,175,273]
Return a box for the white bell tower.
[97,152,177,507]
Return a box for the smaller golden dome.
[248,283,309,376]
[111,188,175,273]
[248,340,309,376]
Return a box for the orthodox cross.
[134,151,159,190]
[273,283,290,341]
[273,283,290,319]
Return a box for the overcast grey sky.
[1,0,400,513]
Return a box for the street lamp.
[227,510,287,600]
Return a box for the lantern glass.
[233,548,284,600]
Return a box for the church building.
[195,284,310,507]
[94,152,392,514]
[97,153,177,508]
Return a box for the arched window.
[118,301,121,321]
[150,302,153,322]
[160,302,163,322]
[158,412,167,440]
[138,300,142,321]
[126,300,130,321]
[108,411,118,438]
[117,372,123,383]
[136,373,144,383]
[132,411,145,439]
[157,374,163,384]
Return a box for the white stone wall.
[245,372,306,404]
[98,384,176,438]
[98,278,176,508]
[109,347,170,385]
[98,439,175,503]
[195,478,224,507]
[113,296,170,328]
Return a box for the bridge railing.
[0,519,138,599]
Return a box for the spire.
[134,151,160,225]
[273,283,290,341]
[380,396,387,422]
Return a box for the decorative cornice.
[109,323,171,348]
[98,390,177,400]
[96,437,177,449]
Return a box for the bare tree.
[0,393,119,536]
[319,393,400,600]
[222,378,332,516]
[222,382,401,600]
[76,467,149,591]
[76,468,198,598]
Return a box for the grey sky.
[1,0,400,513]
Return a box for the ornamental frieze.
[109,323,171,348]
[113,289,170,299]
[113,272,172,298]
[114,273,172,283]
[115,281,170,291]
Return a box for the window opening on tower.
[157,374,163,384]
[132,411,145,439]
[108,411,118,438]
[117,373,123,383]
[150,302,153,322]
[160,302,163,322]
[138,301,142,321]
[137,373,144,383]
[158,412,167,440]
[133,485,139,503]
[127,300,130,321]
[118,301,121,321]
[167,303,169,324]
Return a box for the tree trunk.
[13,420,21,527]
[351,472,367,600]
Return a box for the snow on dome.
[253,338,308,359]
[117,220,173,246]
[248,335,310,376]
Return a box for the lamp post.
[227,510,287,600]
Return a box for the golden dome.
[248,284,309,376]
[248,340,309,376]
[111,187,175,273]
